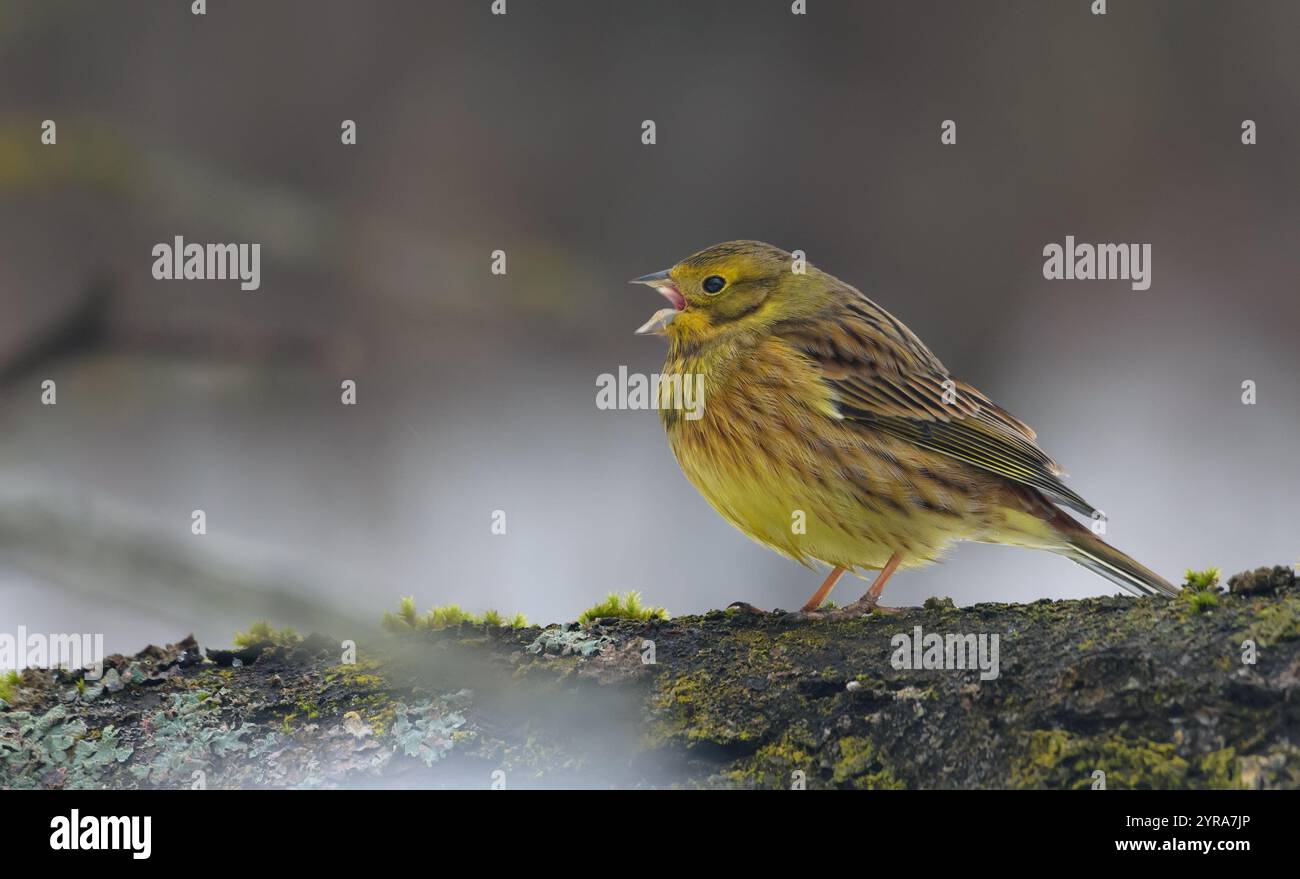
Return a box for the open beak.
[630,268,685,335]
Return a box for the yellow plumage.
[667,336,986,572]
[633,241,1176,612]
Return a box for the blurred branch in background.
[0,275,110,386]
[0,494,370,643]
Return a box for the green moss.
[1010,730,1241,790]
[382,599,528,631]
[366,703,400,737]
[233,620,300,648]
[578,591,668,624]
[481,609,529,628]
[426,605,479,628]
[315,659,395,735]
[831,736,905,789]
[384,596,421,629]
[1178,567,1223,613]
[323,657,387,689]
[725,732,815,788]
[655,683,743,746]
[1183,567,1222,592]
[646,667,772,750]
[0,670,20,704]
[1239,595,1300,646]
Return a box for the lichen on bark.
[2,565,1298,789]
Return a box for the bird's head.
[631,240,828,345]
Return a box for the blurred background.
[1,0,1297,656]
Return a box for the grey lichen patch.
[527,625,614,657]
[6,562,1300,789]
[0,634,490,789]
[390,693,471,766]
[0,705,133,789]
[127,690,257,786]
[79,668,124,702]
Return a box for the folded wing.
[778,290,1098,518]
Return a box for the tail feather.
[1064,530,1180,598]
[999,485,1180,598]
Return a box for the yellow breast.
[661,337,984,571]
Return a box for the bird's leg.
[830,552,904,617]
[864,552,903,603]
[800,565,846,612]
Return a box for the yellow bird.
[632,240,1178,616]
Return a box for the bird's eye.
[702,275,727,294]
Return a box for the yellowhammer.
[632,240,1178,617]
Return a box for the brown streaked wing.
[780,290,1097,517]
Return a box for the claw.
[796,595,903,621]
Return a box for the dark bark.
[3,566,1298,789]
